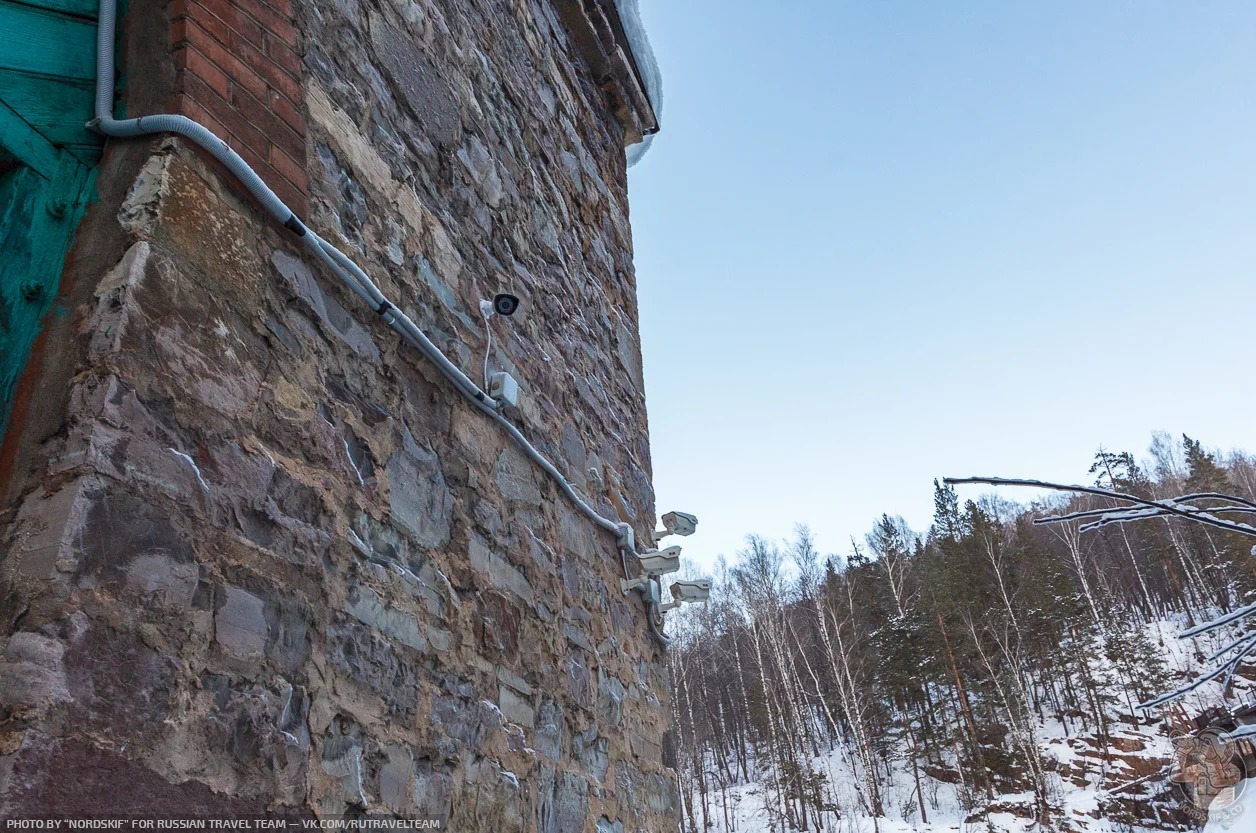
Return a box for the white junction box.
[490,371,520,408]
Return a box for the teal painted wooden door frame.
[0,155,96,435]
[0,0,106,440]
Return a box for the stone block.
[367,13,460,145]
[498,684,534,728]
[0,633,69,712]
[533,699,564,761]
[576,732,609,783]
[457,135,505,208]
[412,764,453,825]
[494,447,544,507]
[386,431,452,549]
[475,591,520,661]
[320,717,366,809]
[646,770,680,815]
[0,737,292,818]
[378,745,413,814]
[216,587,267,659]
[463,759,524,832]
[8,479,92,583]
[528,530,558,574]
[630,720,662,765]
[62,623,175,737]
[271,250,380,361]
[566,650,593,712]
[80,486,193,581]
[324,621,419,717]
[559,504,596,558]
[468,535,533,603]
[126,554,198,608]
[432,692,501,750]
[264,598,312,673]
[344,583,427,654]
[563,620,595,654]
[496,665,532,697]
[554,772,589,833]
[597,672,625,728]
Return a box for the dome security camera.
[493,293,520,316]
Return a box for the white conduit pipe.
[89,0,671,646]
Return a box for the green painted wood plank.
[0,72,98,150]
[0,99,58,177]
[0,167,54,417]
[0,0,106,440]
[0,155,94,439]
[64,143,103,164]
[5,0,97,20]
[0,1,97,79]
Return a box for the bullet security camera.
[662,511,697,536]
[653,511,698,543]
[659,579,712,612]
[493,293,520,317]
[638,546,682,577]
[621,545,683,593]
[670,579,711,602]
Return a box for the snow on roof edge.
[614,0,661,167]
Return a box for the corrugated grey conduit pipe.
[89,0,672,646]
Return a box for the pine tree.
[931,479,969,541]
[1182,434,1232,494]
[1103,626,1171,708]
[1089,448,1150,494]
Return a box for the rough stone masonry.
[0,0,677,829]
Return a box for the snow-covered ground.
[690,617,1256,833]
[694,718,1174,833]
[1203,781,1256,833]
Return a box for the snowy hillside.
[689,617,1256,832]
[670,445,1256,833]
[694,709,1181,831]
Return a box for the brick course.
[170,0,307,214]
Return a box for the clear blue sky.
[628,1,1256,569]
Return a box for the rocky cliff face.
[0,0,675,829]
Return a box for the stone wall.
[0,0,676,829]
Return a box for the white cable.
[481,305,494,393]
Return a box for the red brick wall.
[170,0,307,213]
